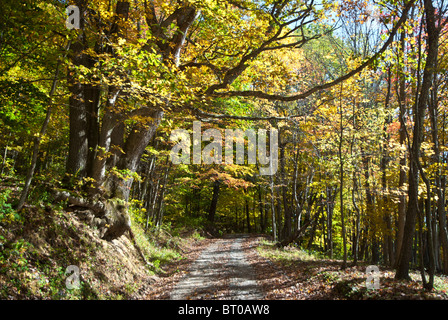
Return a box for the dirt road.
[170,234,264,300]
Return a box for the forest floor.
[3,182,448,300]
[144,234,448,300]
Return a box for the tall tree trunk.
[352,173,361,265]
[67,0,130,187]
[66,39,88,179]
[258,185,266,233]
[339,84,347,269]
[84,84,101,178]
[270,174,277,241]
[245,196,251,233]
[396,0,439,280]
[308,195,323,251]
[325,184,336,258]
[154,158,171,227]
[145,173,159,231]
[350,99,361,266]
[208,179,221,223]
[381,66,394,267]
[280,140,292,240]
[420,159,435,289]
[361,146,377,264]
[396,30,408,267]
[89,92,121,192]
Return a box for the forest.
[1,0,448,300]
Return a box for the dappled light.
[1,0,448,304]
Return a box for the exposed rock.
[53,190,131,241]
[101,199,131,241]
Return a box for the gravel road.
[170,234,263,300]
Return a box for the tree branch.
[207,0,415,102]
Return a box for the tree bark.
[352,173,361,265]
[339,84,347,269]
[270,174,277,241]
[245,196,251,233]
[89,86,121,193]
[106,109,163,201]
[66,41,88,179]
[381,66,394,267]
[308,196,322,251]
[325,184,336,258]
[208,179,221,223]
[280,139,292,240]
[258,185,266,233]
[396,29,408,267]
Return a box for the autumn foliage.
[1,0,448,294]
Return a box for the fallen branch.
[53,190,105,213]
[276,218,314,248]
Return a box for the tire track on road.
[170,235,263,300]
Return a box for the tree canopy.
[1,0,448,294]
